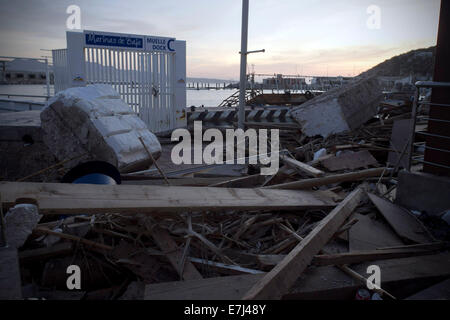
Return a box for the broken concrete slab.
[290,77,382,137]
[368,193,435,244]
[2,204,42,249]
[387,119,412,168]
[321,150,378,171]
[40,84,162,173]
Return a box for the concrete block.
[40,84,161,173]
[396,170,450,216]
[290,77,382,137]
[2,204,42,249]
[0,111,59,181]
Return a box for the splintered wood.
[243,188,365,300]
[4,93,448,301]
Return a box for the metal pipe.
[45,58,50,98]
[407,87,420,171]
[238,0,249,129]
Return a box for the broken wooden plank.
[34,227,113,251]
[0,182,336,215]
[264,168,389,190]
[242,188,365,300]
[149,226,203,280]
[367,193,434,244]
[337,265,396,299]
[144,252,450,300]
[280,154,325,177]
[256,245,443,267]
[19,242,73,262]
[321,150,378,172]
[188,257,264,275]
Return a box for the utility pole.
[238,0,249,129]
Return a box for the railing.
[407,81,450,170]
[0,93,50,100]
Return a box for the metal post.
[407,86,420,171]
[238,0,249,129]
[45,58,50,98]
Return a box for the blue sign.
[85,33,144,49]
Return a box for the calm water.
[0,84,238,108]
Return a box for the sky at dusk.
[0,0,441,79]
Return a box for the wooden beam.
[264,168,389,190]
[144,253,450,300]
[207,174,265,188]
[256,245,444,267]
[280,155,325,178]
[149,226,203,280]
[34,227,113,251]
[188,257,264,275]
[19,242,73,262]
[242,188,365,300]
[0,182,336,215]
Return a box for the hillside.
[359,46,435,79]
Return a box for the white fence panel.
[52,30,186,133]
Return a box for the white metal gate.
[52,30,186,133]
[52,49,69,93]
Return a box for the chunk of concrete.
[41,84,161,173]
[290,77,382,137]
[2,204,42,249]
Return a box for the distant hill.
[359,46,435,79]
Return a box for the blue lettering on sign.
[85,33,143,49]
[146,37,175,52]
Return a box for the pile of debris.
[1,81,449,300]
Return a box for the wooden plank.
[256,246,443,267]
[145,253,450,300]
[188,257,264,275]
[34,227,113,251]
[0,182,336,215]
[242,188,365,300]
[19,242,73,262]
[122,177,230,186]
[207,174,266,188]
[280,155,324,177]
[264,168,389,190]
[321,150,378,172]
[368,193,434,244]
[145,274,262,300]
[349,213,404,251]
[149,226,203,280]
